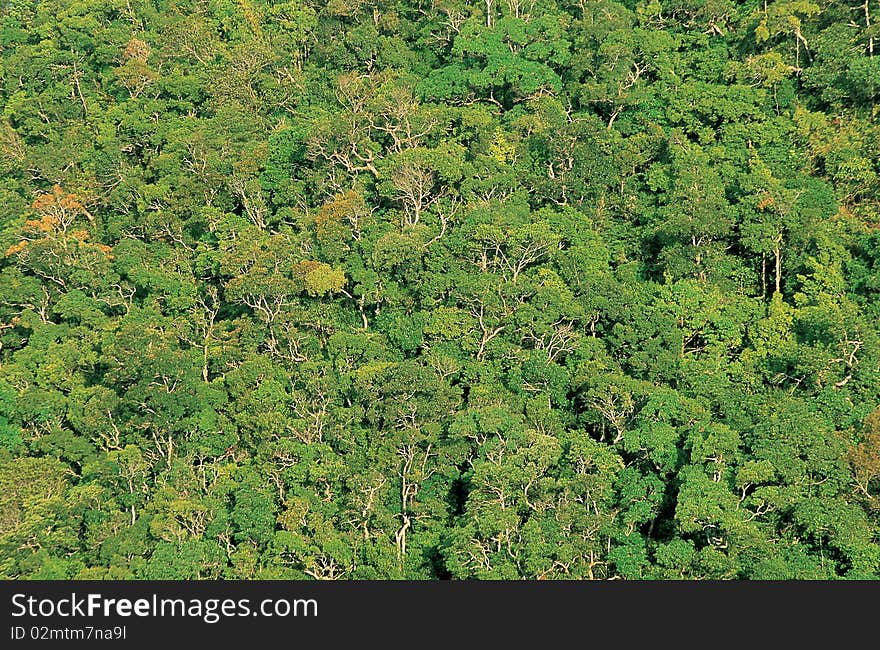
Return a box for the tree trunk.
[761,252,767,298]
[774,241,782,294]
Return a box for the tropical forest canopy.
[1,0,880,579]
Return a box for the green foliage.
[0,0,878,580]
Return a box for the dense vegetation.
[1,0,880,580]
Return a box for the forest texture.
[1,0,880,580]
